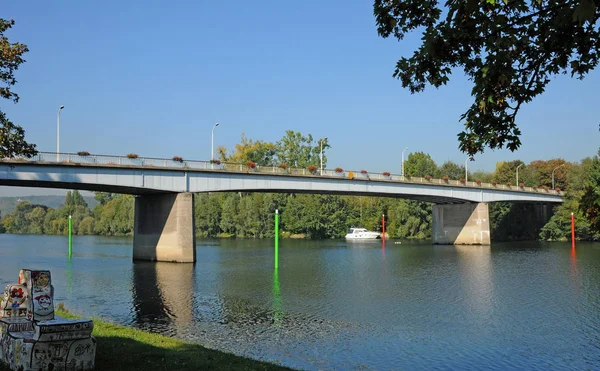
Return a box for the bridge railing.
[2,152,564,196]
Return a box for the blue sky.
[2,1,599,196]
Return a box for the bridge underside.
[0,179,171,195]
[1,179,481,204]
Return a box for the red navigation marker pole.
[382,214,386,242]
[571,212,576,249]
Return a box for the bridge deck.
[0,152,565,204]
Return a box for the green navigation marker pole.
[275,209,279,269]
[68,215,73,259]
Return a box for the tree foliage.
[374,0,600,156]
[404,151,437,177]
[275,130,327,168]
[219,133,276,166]
[0,18,36,158]
[436,160,466,180]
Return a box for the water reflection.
[455,245,494,320]
[66,259,73,295]
[132,261,194,334]
[272,269,283,325]
[570,246,580,290]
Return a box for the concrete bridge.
[1,152,564,262]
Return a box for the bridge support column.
[133,193,196,263]
[432,203,490,245]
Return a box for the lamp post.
[465,157,470,182]
[552,163,564,189]
[57,105,65,162]
[211,122,220,169]
[401,147,408,177]
[516,164,523,186]
[320,137,328,176]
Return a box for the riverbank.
[0,306,295,371]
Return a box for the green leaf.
[482,66,489,78]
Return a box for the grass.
[0,306,296,371]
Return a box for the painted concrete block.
[0,269,96,371]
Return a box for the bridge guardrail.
[1,152,565,196]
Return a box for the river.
[1,234,599,370]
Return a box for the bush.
[476,180,481,185]
[246,161,257,169]
[491,180,497,186]
[443,175,449,182]
[506,182,512,187]
[77,151,90,156]
[383,171,391,177]
[307,165,318,174]
[172,156,183,163]
[555,187,561,192]
[519,183,525,188]
[126,153,138,159]
[459,178,466,184]
[425,175,432,181]
[278,163,289,169]
[210,159,221,165]
[405,173,412,179]
[334,167,344,173]
[361,169,368,174]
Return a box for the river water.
[0,234,599,370]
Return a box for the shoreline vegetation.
[1,133,600,242]
[0,305,295,371]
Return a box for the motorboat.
[345,228,381,240]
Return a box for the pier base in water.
[133,193,196,263]
[432,203,490,245]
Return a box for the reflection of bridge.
[1,152,564,262]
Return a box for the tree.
[436,161,465,180]
[275,130,327,168]
[94,192,115,206]
[0,19,37,158]
[220,133,276,166]
[374,1,600,156]
[404,152,437,178]
[492,160,524,184]
[580,150,600,232]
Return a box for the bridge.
[1,152,564,262]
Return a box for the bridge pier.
[432,203,490,245]
[133,192,196,263]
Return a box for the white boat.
[345,228,381,240]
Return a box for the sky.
[1,1,599,196]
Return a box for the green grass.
[0,307,296,371]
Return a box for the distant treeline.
[1,131,600,241]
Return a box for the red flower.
[11,288,24,298]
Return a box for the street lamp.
[56,106,65,162]
[401,147,409,177]
[211,122,220,169]
[320,137,328,176]
[57,105,65,162]
[465,157,470,182]
[552,163,565,189]
[516,164,523,186]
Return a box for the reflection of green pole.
[275,209,279,269]
[67,259,73,294]
[272,268,282,324]
[68,215,72,259]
